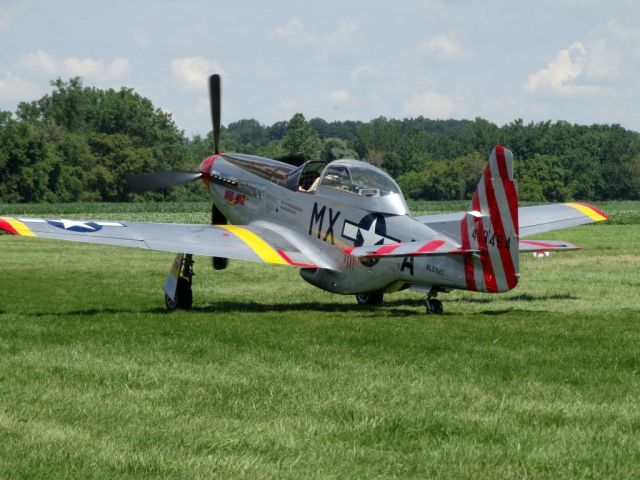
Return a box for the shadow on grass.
[457,293,578,304]
[21,289,575,318]
[185,300,426,317]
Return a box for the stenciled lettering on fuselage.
[400,255,444,277]
[308,202,341,244]
[279,200,303,216]
[471,226,511,249]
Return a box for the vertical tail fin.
[460,146,519,293]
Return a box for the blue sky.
[1,0,639,135]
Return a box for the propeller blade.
[209,74,221,154]
[127,171,202,193]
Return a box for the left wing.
[0,217,321,268]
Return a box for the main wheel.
[355,292,384,306]
[165,277,193,311]
[426,298,443,314]
[212,257,228,270]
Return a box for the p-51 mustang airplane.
[0,75,608,313]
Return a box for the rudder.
[460,145,519,293]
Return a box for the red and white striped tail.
[460,145,519,293]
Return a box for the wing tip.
[0,217,37,237]
[565,202,609,222]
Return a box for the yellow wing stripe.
[0,217,37,237]
[219,225,287,265]
[564,203,608,222]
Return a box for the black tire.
[355,292,384,306]
[165,277,193,311]
[212,257,228,270]
[426,298,443,314]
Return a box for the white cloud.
[271,18,362,53]
[418,35,461,59]
[171,56,224,90]
[271,18,317,45]
[525,42,603,96]
[403,90,463,118]
[327,20,359,48]
[21,50,129,81]
[328,89,350,103]
[0,73,42,101]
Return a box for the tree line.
[1,78,639,203]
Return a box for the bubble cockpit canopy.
[319,159,401,197]
[316,159,408,215]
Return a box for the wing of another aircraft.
[415,202,608,238]
[0,217,320,268]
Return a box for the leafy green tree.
[321,137,358,162]
[282,113,322,160]
[227,119,267,146]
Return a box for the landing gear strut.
[165,254,194,311]
[426,288,444,314]
[212,203,229,270]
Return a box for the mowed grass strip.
[0,204,639,478]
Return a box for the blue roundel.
[47,220,103,233]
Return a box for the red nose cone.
[199,154,218,175]
[199,154,219,186]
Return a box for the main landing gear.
[355,292,384,306]
[165,254,194,311]
[211,203,228,270]
[426,288,444,314]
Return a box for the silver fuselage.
[206,154,469,295]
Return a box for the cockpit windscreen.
[320,160,401,197]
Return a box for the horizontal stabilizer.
[344,239,475,258]
[416,202,608,238]
[519,239,580,252]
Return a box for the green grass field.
[1,202,639,478]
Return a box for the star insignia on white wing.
[58,219,99,230]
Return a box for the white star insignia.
[58,219,98,231]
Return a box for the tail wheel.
[355,292,384,306]
[165,277,193,311]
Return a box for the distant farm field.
[0,201,639,478]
